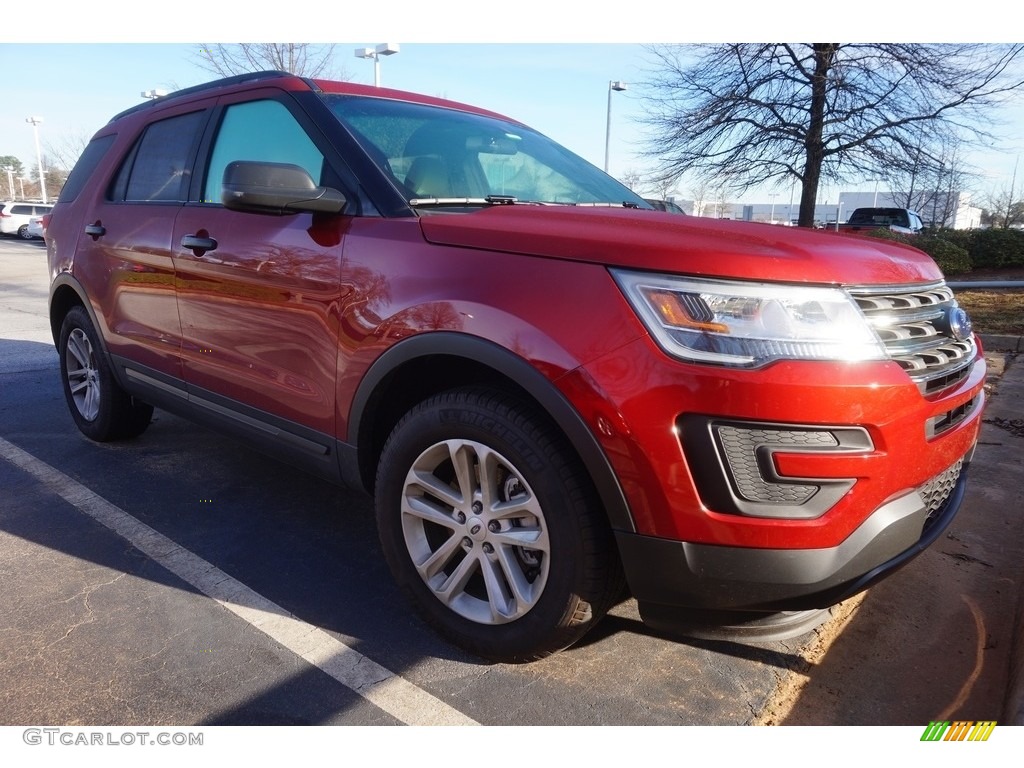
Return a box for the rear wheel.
[375,388,622,662]
[18,224,33,240]
[58,305,153,441]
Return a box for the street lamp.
[604,80,627,173]
[3,166,13,199]
[354,43,400,87]
[26,116,47,204]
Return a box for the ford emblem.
[948,306,973,342]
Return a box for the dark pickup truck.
[838,207,924,235]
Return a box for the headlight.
[612,270,887,367]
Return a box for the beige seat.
[404,156,450,198]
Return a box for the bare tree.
[641,44,1024,227]
[688,178,713,217]
[982,158,1024,228]
[194,44,346,79]
[621,169,642,191]
[44,131,91,175]
[649,173,682,200]
[885,139,977,227]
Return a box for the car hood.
[418,206,943,285]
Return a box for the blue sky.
[1,43,657,187]
[3,5,1023,205]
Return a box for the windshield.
[323,94,648,209]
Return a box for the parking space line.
[0,436,479,726]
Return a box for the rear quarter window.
[58,135,116,203]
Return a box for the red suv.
[47,72,985,662]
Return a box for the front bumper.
[617,452,971,614]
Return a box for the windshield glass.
[323,94,648,208]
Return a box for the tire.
[18,224,33,240]
[58,305,154,441]
[375,387,623,662]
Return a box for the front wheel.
[58,305,153,441]
[375,388,622,662]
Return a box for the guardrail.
[949,281,1024,289]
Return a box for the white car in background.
[0,201,54,239]
[26,216,45,240]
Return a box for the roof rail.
[108,70,306,123]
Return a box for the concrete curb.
[978,334,1023,353]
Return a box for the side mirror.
[222,161,347,215]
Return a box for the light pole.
[26,116,47,204]
[4,166,13,199]
[768,193,778,224]
[604,80,627,173]
[18,176,26,200]
[354,43,400,87]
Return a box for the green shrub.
[915,235,972,275]
[863,227,910,244]
[935,228,975,254]
[861,228,972,275]
[967,228,1024,269]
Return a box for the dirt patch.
[946,267,1024,336]
[954,291,1024,335]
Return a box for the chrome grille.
[919,458,964,531]
[849,282,975,395]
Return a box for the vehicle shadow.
[764,414,1024,725]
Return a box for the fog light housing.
[679,416,874,519]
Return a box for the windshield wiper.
[409,195,531,207]
[571,201,642,209]
[409,197,494,207]
[409,196,640,209]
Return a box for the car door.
[70,105,211,386]
[171,91,348,453]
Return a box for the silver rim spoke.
[401,438,550,625]
[65,329,100,421]
[414,528,464,581]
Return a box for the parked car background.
[644,198,687,214]
[0,201,54,239]
[26,216,44,240]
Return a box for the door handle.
[84,223,106,239]
[181,234,218,255]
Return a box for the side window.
[203,100,324,205]
[58,134,115,203]
[110,111,206,203]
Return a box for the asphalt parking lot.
[2,236,1022,731]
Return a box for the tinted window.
[59,134,116,203]
[11,205,32,215]
[114,111,205,202]
[203,100,324,204]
